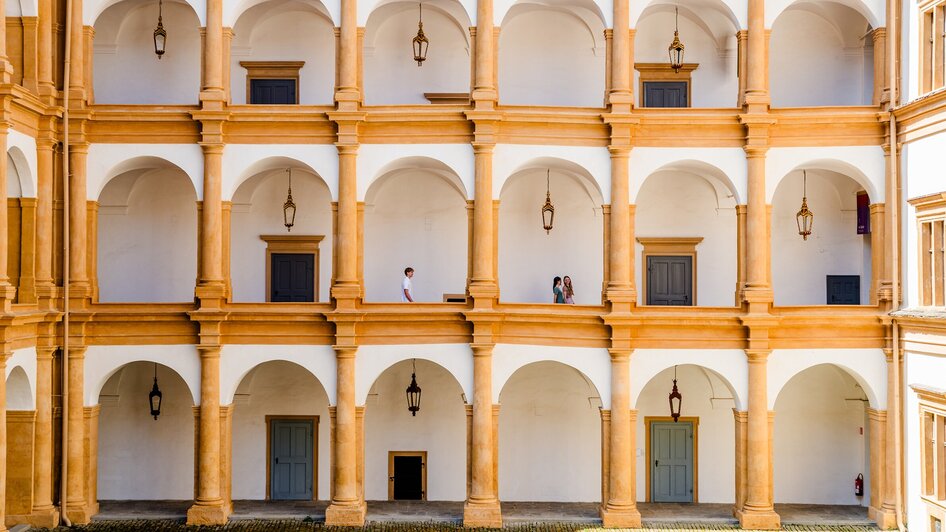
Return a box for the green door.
[271,419,313,500]
[651,421,694,502]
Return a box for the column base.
[27,506,61,528]
[736,507,780,530]
[868,506,897,529]
[463,500,502,528]
[186,502,230,525]
[325,501,366,526]
[600,504,641,528]
[64,503,95,525]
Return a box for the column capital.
[335,143,360,156]
[197,345,222,358]
[333,346,358,359]
[744,349,770,363]
[742,144,768,159]
[471,343,495,357]
[472,142,495,155]
[607,348,632,362]
[607,145,632,157]
[199,143,225,156]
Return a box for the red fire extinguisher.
[855,474,864,496]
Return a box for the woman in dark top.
[552,276,565,303]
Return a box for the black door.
[271,420,313,500]
[250,78,297,104]
[647,255,693,306]
[392,455,424,500]
[271,253,314,302]
[826,275,860,305]
[643,81,688,107]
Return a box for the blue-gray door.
[651,421,694,502]
[271,419,313,500]
[647,256,693,306]
[643,81,688,107]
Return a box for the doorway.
[267,417,317,500]
[388,451,426,500]
[646,255,693,305]
[647,418,697,503]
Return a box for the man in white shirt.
[401,267,415,302]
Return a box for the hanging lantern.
[153,0,167,59]
[668,365,682,422]
[668,7,685,72]
[412,3,429,66]
[283,168,296,232]
[796,170,814,240]
[149,363,163,420]
[406,359,422,416]
[541,169,554,234]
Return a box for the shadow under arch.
[501,156,605,206]
[633,0,743,38]
[89,357,201,407]
[365,156,469,203]
[497,359,603,405]
[766,0,881,29]
[636,158,742,206]
[96,155,198,201]
[771,159,877,204]
[357,348,472,406]
[88,0,205,26]
[6,366,33,410]
[227,0,335,27]
[7,145,34,198]
[231,156,331,202]
[363,0,473,47]
[771,361,880,410]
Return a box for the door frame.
[265,415,319,501]
[637,237,702,306]
[387,451,427,501]
[644,416,700,503]
[260,235,324,302]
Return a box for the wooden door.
[270,420,313,500]
[643,81,688,107]
[271,253,314,302]
[647,255,693,306]
[250,78,297,104]
[651,421,694,503]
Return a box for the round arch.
[492,344,609,406]
[765,0,881,28]
[90,149,203,201]
[220,344,337,405]
[225,150,338,201]
[6,366,33,410]
[632,0,743,35]
[769,159,879,204]
[768,348,886,409]
[363,0,472,44]
[86,0,200,25]
[84,345,201,406]
[631,349,747,410]
[364,156,469,203]
[360,0,474,25]
[356,344,473,406]
[635,158,742,205]
[7,146,33,198]
[495,0,610,28]
[500,156,605,206]
[225,0,336,26]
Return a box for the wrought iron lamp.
[153,0,167,59]
[283,168,296,232]
[796,170,814,240]
[149,363,163,420]
[412,3,429,66]
[406,359,422,416]
[668,6,685,72]
[541,169,554,234]
[668,365,682,422]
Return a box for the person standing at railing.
[552,276,565,304]
[402,267,415,302]
[563,276,575,304]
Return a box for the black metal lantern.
[149,363,163,420]
[412,3,429,66]
[541,169,554,234]
[796,170,814,240]
[668,365,682,422]
[153,0,167,59]
[283,168,296,232]
[668,7,685,72]
[406,359,422,416]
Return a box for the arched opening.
[771,168,871,305]
[364,358,467,500]
[633,1,740,108]
[498,361,601,501]
[363,0,471,104]
[97,158,198,302]
[6,148,32,303]
[230,0,336,104]
[6,366,33,410]
[498,163,604,304]
[773,364,870,506]
[363,160,468,302]
[498,2,606,107]
[769,1,874,107]
[635,162,738,306]
[231,161,333,302]
[232,360,332,501]
[97,362,195,499]
[635,363,736,503]
[93,0,202,104]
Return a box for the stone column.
[202,0,223,96]
[68,145,91,302]
[335,0,359,107]
[0,125,14,310]
[332,145,360,304]
[735,205,747,304]
[65,346,90,524]
[871,28,887,106]
[34,138,55,299]
[866,408,892,527]
[601,349,641,527]
[469,144,497,305]
[733,409,748,516]
[877,351,898,528]
[736,30,748,107]
[738,350,779,529]
[31,345,58,526]
[66,0,84,100]
[869,204,885,305]
[743,148,771,309]
[744,0,767,107]
[608,0,631,108]
[186,346,228,525]
[599,409,610,506]
[0,349,7,531]
[607,147,634,307]
[326,347,365,526]
[463,344,501,527]
[196,145,225,306]
[36,0,54,98]
[472,0,496,106]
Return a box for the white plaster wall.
[85,345,202,406]
[358,146,473,201]
[492,343,610,407]
[364,359,466,500]
[232,361,332,499]
[499,170,603,304]
[6,153,20,197]
[93,2,202,104]
[97,168,198,302]
[769,7,872,107]
[223,146,339,201]
[498,9,606,107]
[771,170,870,306]
[765,147,885,204]
[231,170,334,302]
[363,171,468,302]
[88,0,206,26]
[903,342,946,528]
[768,348,887,410]
[97,361,195,499]
[635,365,736,503]
[5,347,36,410]
[6,367,33,410]
[629,148,747,203]
[226,0,332,27]
[498,361,601,501]
[633,10,738,108]
[492,146,611,201]
[7,129,37,197]
[635,170,738,306]
[631,349,747,410]
[631,0,746,30]
[220,345,338,405]
[364,6,471,104]
[87,145,205,201]
[231,6,335,105]
[765,0,883,28]
[773,364,869,505]
[356,344,473,405]
[902,0,919,101]
[902,137,946,307]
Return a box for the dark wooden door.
[826,275,860,304]
[392,455,424,500]
[647,256,693,306]
[271,420,313,501]
[271,253,314,302]
[250,78,296,104]
[643,81,688,107]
